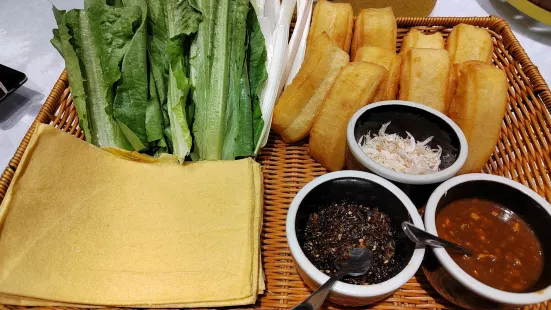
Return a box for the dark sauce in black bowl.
[302,202,406,285]
[295,177,415,286]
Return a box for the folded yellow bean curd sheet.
[0,124,264,307]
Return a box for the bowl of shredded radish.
[346,101,468,185]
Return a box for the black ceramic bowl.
[346,100,468,205]
[424,174,551,309]
[286,171,425,306]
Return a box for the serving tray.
[1,16,550,309]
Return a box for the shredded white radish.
[358,122,442,175]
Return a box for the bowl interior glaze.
[435,180,551,292]
[353,104,461,171]
[294,176,415,282]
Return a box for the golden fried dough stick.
[448,61,508,174]
[446,24,493,64]
[355,46,401,102]
[351,7,397,60]
[309,62,387,171]
[399,48,453,113]
[400,28,445,55]
[306,0,354,53]
[272,33,349,143]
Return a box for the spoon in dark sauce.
[401,222,473,256]
[291,248,373,310]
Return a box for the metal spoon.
[291,248,373,310]
[401,221,472,256]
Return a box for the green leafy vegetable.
[52,8,91,143]
[232,62,254,158]
[247,8,268,149]
[106,0,124,7]
[146,0,201,161]
[191,0,267,160]
[52,0,267,161]
[52,3,141,149]
[191,0,230,160]
[222,0,250,160]
[146,71,166,148]
[144,0,170,152]
[188,0,212,161]
[112,0,149,151]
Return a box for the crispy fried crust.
[309,62,387,171]
[355,46,402,102]
[350,7,397,60]
[400,28,445,56]
[448,61,508,174]
[306,0,354,53]
[399,48,452,113]
[446,24,493,64]
[272,33,350,143]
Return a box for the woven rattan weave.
[0,16,550,309]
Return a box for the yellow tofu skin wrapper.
[0,124,263,308]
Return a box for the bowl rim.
[286,170,425,298]
[424,173,551,305]
[346,100,468,185]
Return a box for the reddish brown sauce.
[436,198,544,293]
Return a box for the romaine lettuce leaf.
[53,4,140,149]
[145,0,170,152]
[167,0,201,161]
[191,0,267,160]
[110,0,150,151]
[222,0,250,160]
[146,70,167,150]
[146,0,201,161]
[189,0,213,161]
[51,7,91,143]
[53,0,267,160]
[247,7,268,150]
[192,0,231,160]
[232,61,254,158]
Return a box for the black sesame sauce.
[302,202,404,285]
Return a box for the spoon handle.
[402,222,472,256]
[291,270,347,310]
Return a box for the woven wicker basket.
[1,16,550,310]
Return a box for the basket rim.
[0,16,550,309]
